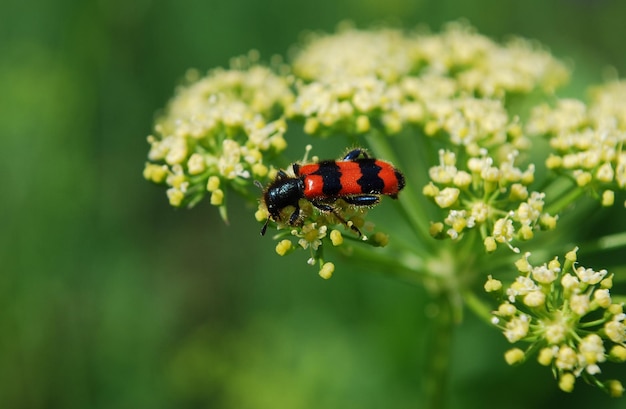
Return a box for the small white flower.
[506,275,538,302]
[493,217,515,244]
[434,187,460,208]
[532,265,557,284]
[575,266,607,285]
[504,314,530,342]
[570,294,590,316]
[523,290,546,307]
[543,321,568,344]
[578,334,605,366]
[555,346,577,370]
[605,320,626,343]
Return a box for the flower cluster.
[292,25,415,83]
[143,20,626,398]
[293,22,568,94]
[143,54,294,217]
[527,80,626,206]
[255,181,390,278]
[415,25,569,97]
[272,222,339,279]
[144,22,569,252]
[289,22,568,141]
[486,248,625,396]
[423,149,557,252]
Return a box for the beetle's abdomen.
[299,159,404,199]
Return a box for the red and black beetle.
[260,148,405,236]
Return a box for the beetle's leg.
[275,169,289,180]
[288,203,301,225]
[260,217,271,236]
[341,195,380,207]
[311,201,362,236]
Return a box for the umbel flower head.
[143,52,293,219]
[486,248,625,396]
[527,81,626,205]
[289,21,568,140]
[423,148,557,252]
[143,20,626,397]
[143,22,572,275]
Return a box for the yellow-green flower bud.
[255,207,269,222]
[593,289,611,308]
[355,115,371,133]
[187,153,206,175]
[143,163,168,183]
[275,240,293,256]
[422,182,440,197]
[424,120,439,136]
[515,253,531,273]
[319,262,335,279]
[371,232,389,247]
[609,345,626,362]
[605,320,625,343]
[484,236,497,252]
[210,189,224,206]
[434,187,460,208]
[545,154,562,169]
[600,274,613,289]
[539,214,558,230]
[330,229,343,246]
[453,171,472,188]
[575,171,592,187]
[429,222,445,238]
[498,303,517,317]
[271,135,288,151]
[596,162,614,183]
[504,348,525,365]
[509,183,529,201]
[602,190,615,207]
[304,117,320,134]
[558,373,575,393]
[565,247,578,263]
[207,176,221,192]
[252,163,269,177]
[484,275,502,292]
[518,224,534,240]
[537,347,555,366]
[607,380,624,398]
[167,188,185,207]
[523,290,545,307]
[570,294,590,315]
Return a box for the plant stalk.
[422,290,454,409]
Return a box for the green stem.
[422,291,454,409]
[463,290,495,324]
[348,245,425,285]
[364,132,434,246]
[579,318,608,328]
[544,184,586,215]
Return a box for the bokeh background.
[2,0,626,408]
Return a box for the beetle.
[260,148,405,236]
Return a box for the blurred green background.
[2,0,626,408]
